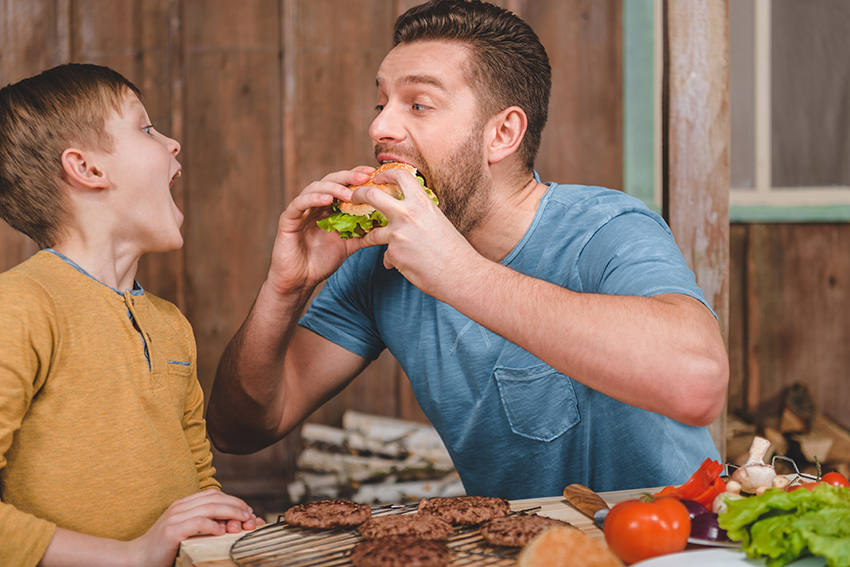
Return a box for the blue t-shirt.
[300,182,721,499]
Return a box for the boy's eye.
[142,125,154,134]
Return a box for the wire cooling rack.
[229,503,537,567]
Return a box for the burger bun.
[337,162,415,216]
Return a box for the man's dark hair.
[394,0,551,170]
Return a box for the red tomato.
[603,497,691,564]
[821,472,850,488]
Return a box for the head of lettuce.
[718,482,850,567]
[317,162,438,239]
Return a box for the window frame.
[623,0,850,222]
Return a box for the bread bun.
[338,162,415,216]
[317,161,435,239]
[517,526,624,567]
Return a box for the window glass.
[730,0,755,190]
[770,0,850,189]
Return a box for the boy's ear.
[485,106,527,165]
[61,148,109,190]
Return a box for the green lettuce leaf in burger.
[317,161,438,239]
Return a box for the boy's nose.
[167,136,181,156]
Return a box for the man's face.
[370,40,493,234]
[94,92,184,253]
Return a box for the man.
[207,0,729,499]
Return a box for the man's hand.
[354,167,481,298]
[265,167,374,296]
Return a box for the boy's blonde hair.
[0,63,141,248]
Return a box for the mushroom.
[712,491,744,514]
[731,436,777,494]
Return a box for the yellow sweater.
[0,251,219,567]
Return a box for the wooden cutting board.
[178,488,649,567]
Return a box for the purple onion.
[679,499,712,521]
[690,512,731,542]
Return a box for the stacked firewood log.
[727,383,850,479]
[287,411,465,505]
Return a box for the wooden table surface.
[177,487,649,567]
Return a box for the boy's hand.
[266,167,373,295]
[128,488,263,567]
[38,489,263,567]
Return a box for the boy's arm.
[176,323,220,490]
[0,273,58,566]
[0,368,240,567]
[0,370,57,567]
[184,370,220,490]
[38,489,259,567]
[0,503,55,567]
[0,491,259,567]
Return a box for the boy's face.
[93,92,184,254]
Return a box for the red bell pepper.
[653,458,725,509]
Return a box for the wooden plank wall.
[728,224,850,433]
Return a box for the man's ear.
[485,106,527,165]
[61,148,109,190]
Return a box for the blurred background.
[1,0,847,515]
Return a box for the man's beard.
[376,121,491,235]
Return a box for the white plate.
[688,536,741,548]
[632,548,827,566]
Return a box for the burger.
[317,161,438,239]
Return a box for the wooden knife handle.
[562,483,610,520]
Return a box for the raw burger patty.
[417,496,510,525]
[480,514,574,547]
[350,535,451,567]
[283,499,371,529]
[359,514,454,540]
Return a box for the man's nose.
[369,106,403,144]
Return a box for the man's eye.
[412,103,428,111]
[374,105,385,113]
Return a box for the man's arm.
[206,167,375,453]
[394,249,727,426]
[447,271,727,426]
[207,282,370,453]
[355,172,728,427]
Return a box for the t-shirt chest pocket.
[493,346,581,442]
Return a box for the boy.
[0,63,261,567]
